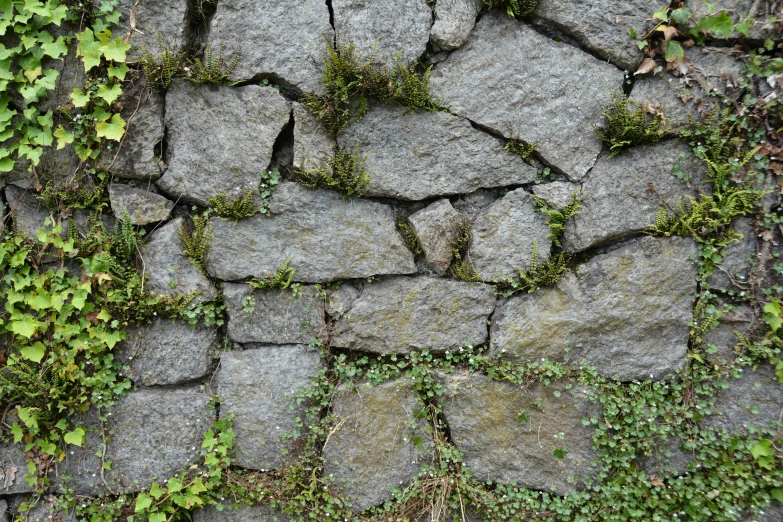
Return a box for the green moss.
[448,220,479,282]
[503,139,537,161]
[481,0,537,17]
[396,218,423,256]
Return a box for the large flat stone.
[64,387,210,494]
[223,283,325,345]
[470,188,552,281]
[139,217,219,304]
[491,236,698,381]
[702,305,753,363]
[438,372,599,494]
[533,0,651,71]
[208,0,332,92]
[206,182,416,282]
[408,199,462,275]
[430,12,624,180]
[115,318,216,386]
[323,379,432,512]
[337,105,538,200]
[108,184,173,225]
[704,364,783,433]
[158,81,290,206]
[118,0,188,59]
[332,0,432,67]
[331,276,496,355]
[706,217,755,290]
[293,102,334,175]
[563,140,706,253]
[216,346,322,471]
[193,504,291,522]
[430,0,481,51]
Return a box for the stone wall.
[1,0,782,521]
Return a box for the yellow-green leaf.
[54,126,74,149]
[63,427,86,447]
[10,316,41,338]
[20,342,46,363]
[70,88,91,107]
[95,113,126,141]
[96,83,122,104]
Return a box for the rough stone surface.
[97,77,165,180]
[629,47,745,128]
[430,0,481,51]
[470,188,552,281]
[115,319,216,386]
[206,183,416,282]
[563,140,706,252]
[332,0,432,67]
[491,236,698,381]
[293,103,334,175]
[208,0,332,92]
[534,0,652,71]
[438,372,599,494]
[108,184,173,225]
[430,12,624,180]
[65,387,210,494]
[638,436,694,478]
[408,199,462,274]
[223,283,325,345]
[217,346,322,471]
[158,81,290,206]
[706,217,756,290]
[323,379,431,512]
[337,105,538,200]
[194,504,291,522]
[704,364,783,433]
[702,305,754,362]
[331,276,496,355]
[0,442,34,494]
[139,217,218,304]
[532,181,581,211]
[326,283,362,317]
[117,0,188,60]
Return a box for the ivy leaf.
[712,11,734,38]
[41,36,67,59]
[664,40,684,62]
[97,33,131,63]
[54,126,74,149]
[108,63,129,80]
[63,427,86,447]
[670,7,691,25]
[11,423,23,443]
[10,316,41,338]
[135,493,152,512]
[771,488,783,503]
[735,17,753,36]
[70,88,91,107]
[653,7,669,21]
[763,301,782,332]
[750,439,774,459]
[20,342,46,363]
[553,447,568,459]
[96,83,122,104]
[95,113,126,141]
[149,513,166,522]
[76,29,103,72]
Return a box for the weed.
[208,191,259,221]
[593,94,667,157]
[187,44,240,85]
[248,259,296,290]
[178,212,212,276]
[258,168,281,215]
[293,148,370,198]
[481,0,537,17]
[494,243,570,296]
[504,139,537,161]
[38,180,108,212]
[532,191,581,247]
[448,221,479,282]
[396,219,423,255]
[139,35,186,91]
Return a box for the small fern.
[396,219,423,255]
[140,35,186,91]
[481,0,537,17]
[111,208,141,263]
[593,94,667,157]
[187,45,239,85]
[178,213,212,277]
[448,220,479,282]
[504,139,537,161]
[208,191,259,222]
[293,148,370,198]
[494,243,570,296]
[531,191,581,247]
[248,259,296,290]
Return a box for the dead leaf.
[657,25,679,41]
[3,464,17,489]
[635,58,657,76]
[683,39,696,48]
[651,476,664,487]
[762,230,774,242]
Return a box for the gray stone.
[118,0,188,60]
[438,372,599,494]
[115,318,216,386]
[5,144,82,192]
[332,0,432,67]
[470,188,552,281]
[704,364,783,433]
[138,217,218,304]
[217,346,322,471]
[65,387,210,494]
[206,182,416,282]
[629,47,744,128]
[534,0,652,71]
[490,236,698,381]
[702,305,754,362]
[326,283,362,318]
[430,12,624,180]
[337,105,538,200]
[706,217,756,290]
[408,199,462,274]
[0,442,33,494]
[563,140,706,253]
[323,379,431,512]
[638,436,694,478]
[0,500,5,521]
[158,81,290,206]
[108,184,173,225]
[293,103,334,175]
[532,182,581,211]
[690,0,780,41]
[430,0,481,51]
[97,76,165,180]
[208,0,332,92]
[331,276,496,355]
[193,504,290,522]
[223,283,325,345]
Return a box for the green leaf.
[653,7,669,21]
[70,88,91,107]
[751,439,774,459]
[553,447,568,459]
[95,113,126,141]
[664,40,684,62]
[63,427,86,447]
[771,488,783,503]
[167,476,183,494]
[670,7,691,25]
[148,482,164,500]
[712,11,734,38]
[96,83,122,104]
[41,36,67,59]
[516,411,528,425]
[10,316,41,338]
[54,126,73,149]
[149,513,166,522]
[135,493,152,512]
[20,342,45,363]
[763,301,782,332]
[108,63,129,80]
[98,34,131,63]
[636,40,649,50]
[11,423,23,443]
[734,17,753,36]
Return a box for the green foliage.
[248,259,296,290]
[503,139,537,161]
[293,148,370,198]
[303,40,438,136]
[139,36,186,91]
[187,45,240,85]
[448,221,479,282]
[396,219,423,256]
[38,179,108,212]
[593,94,667,157]
[531,191,581,247]
[139,42,238,91]
[208,191,259,221]
[178,213,212,277]
[494,243,570,296]
[481,0,537,17]
[258,168,280,215]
